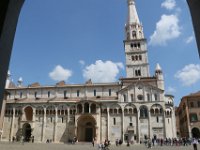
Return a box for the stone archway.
[192,127,200,138]
[77,115,96,142]
[22,123,32,142]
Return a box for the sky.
[9,0,200,106]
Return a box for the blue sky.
[9,0,199,105]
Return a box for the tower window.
[77,90,80,97]
[156,116,159,123]
[154,94,158,101]
[109,89,112,96]
[137,43,141,48]
[20,92,22,98]
[131,43,134,48]
[147,93,150,101]
[113,118,116,125]
[135,69,141,76]
[131,56,135,61]
[94,89,96,96]
[48,91,51,98]
[64,90,67,98]
[139,55,142,60]
[34,92,37,98]
[135,55,138,60]
[132,31,136,39]
[130,116,132,122]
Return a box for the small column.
[82,104,84,114]
[137,108,140,143]
[10,107,15,142]
[122,108,125,142]
[67,107,70,123]
[98,106,102,143]
[53,107,58,142]
[171,110,176,138]
[107,107,110,140]
[89,103,91,113]
[42,107,46,142]
[148,110,152,139]
[163,111,166,138]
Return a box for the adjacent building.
[176,91,200,139]
[1,0,177,143]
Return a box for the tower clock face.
[137,94,143,100]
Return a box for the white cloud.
[83,60,124,83]
[149,14,181,46]
[161,0,176,10]
[185,35,194,44]
[49,65,72,81]
[166,86,176,93]
[79,60,85,66]
[175,64,200,86]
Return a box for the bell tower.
[124,0,150,78]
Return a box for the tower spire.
[127,0,140,24]
[124,0,150,78]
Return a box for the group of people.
[144,137,199,149]
[11,135,34,143]
[98,139,110,150]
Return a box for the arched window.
[135,55,138,60]
[84,103,89,113]
[132,31,136,39]
[154,94,158,101]
[77,104,82,114]
[132,56,135,61]
[109,89,112,96]
[77,90,80,97]
[147,93,150,101]
[139,55,142,60]
[64,90,67,98]
[48,91,50,98]
[123,94,127,102]
[127,32,130,40]
[140,107,148,118]
[91,104,96,114]
[20,92,23,98]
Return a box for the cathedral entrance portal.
[22,123,32,142]
[77,115,96,142]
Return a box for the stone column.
[98,106,102,143]
[53,107,58,142]
[42,107,46,142]
[171,110,176,138]
[122,108,125,142]
[148,110,152,139]
[10,107,15,141]
[137,108,140,143]
[67,107,70,123]
[163,111,166,138]
[82,104,84,114]
[107,107,110,140]
[89,103,91,113]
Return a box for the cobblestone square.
[0,142,198,150]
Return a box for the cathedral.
[1,0,176,144]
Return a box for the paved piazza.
[0,142,197,150]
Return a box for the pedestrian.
[92,139,94,147]
[192,138,198,150]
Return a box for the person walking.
[92,139,95,147]
[192,138,198,150]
